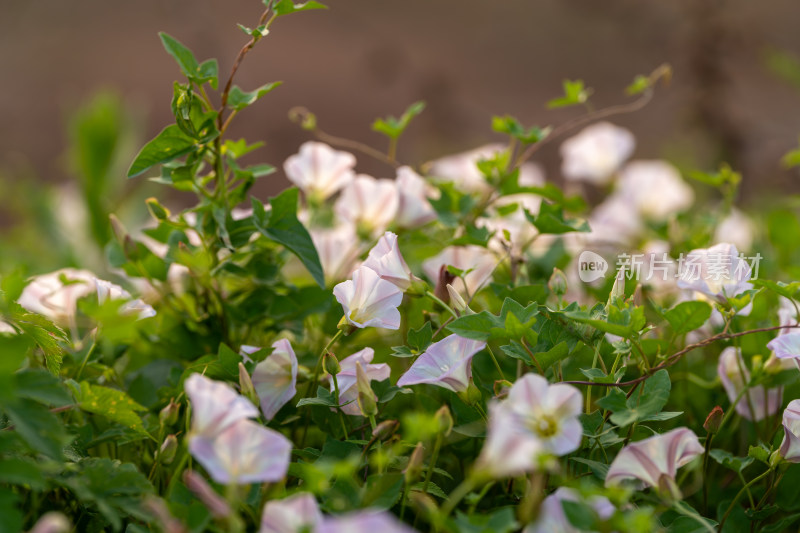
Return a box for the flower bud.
[458,381,483,406]
[145,197,171,221]
[356,363,378,417]
[770,449,784,469]
[703,406,724,434]
[238,362,258,407]
[408,492,438,522]
[435,405,454,437]
[608,269,626,305]
[446,284,469,314]
[29,512,71,533]
[751,354,764,377]
[158,434,178,465]
[433,265,457,303]
[109,214,128,244]
[405,442,425,483]
[323,351,341,376]
[493,379,513,400]
[159,399,180,428]
[372,419,399,441]
[548,268,568,297]
[183,470,231,519]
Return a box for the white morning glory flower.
[333,265,403,329]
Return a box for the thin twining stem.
[562,323,800,388]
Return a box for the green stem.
[485,345,506,381]
[671,500,715,533]
[331,373,349,439]
[74,335,99,381]
[425,291,458,319]
[440,475,477,518]
[422,434,443,495]
[718,468,773,532]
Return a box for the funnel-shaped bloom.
[476,402,544,478]
[780,400,800,463]
[95,279,156,319]
[259,492,322,533]
[334,175,399,236]
[718,347,782,421]
[676,243,752,304]
[184,374,259,439]
[310,224,360,284]
[318,511,417,533]
[768,333,800,361]
[395,166,436,228]
[284,142,356,201]
[616,161,694,222]
[396,335,486,392]
[523,487,615,533]
[504,373,583,456]
[333,266,403,329]
[18,268,97,326]
[189,418,292,484]
[332,348,390,416]
[605,427,703,492]
[560,122,635,185]
[252,339,298,420]
[362,232,416,291]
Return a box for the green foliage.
[547,79,592,108]
[372,101,426,140]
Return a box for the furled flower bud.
[770,449,784,469]
[493,379,513,399]
[405,442,425,483]
[372,419,399,441]
[238,362,258,407]
[183,470,231,519]
[446,284,469,314]
[433,265,456,303]
[158,434,178,465]
[703,406,724,435]
[159,399,180,427]
[356,362,378,417]
[548,268,568,297]
[435,405,454,437]
[323,351,341,376]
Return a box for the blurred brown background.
[2,0,800,202]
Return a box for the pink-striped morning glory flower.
[523,487,615,533]
[252,339,298,420]
[284,142,356,202]
[780,400,800,463]
[259,492,322,533]
[394,166,436,228]
[333,265,403,329]
[476,375,583,477]
[362,231,417,291]
[310,224,361,284]
[768,333,800,361]
[189,418,292,484]
[184,373,259,439]
[331,348,390,416]
[717,347,782,422]
[476,402,545,478]
[396,334,486,393]
[18,268,98,327]
[318,511,417,533]
[95,278,156,319]
[334,175,399,237]
[560,122,635,185]
[676,243,752,305]
[616,160,694,222]
[605,427,703,496]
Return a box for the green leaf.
[77,382,151,437]
[4,399,71,460]
[128,124,198,178]
[491,115,550,144]
[408,322,433,353]
[526,202,590,235]
[254,189,325,287]
[596,369,671,427]
[228,82,282,111]
[562,500,598,530]
[297,386,338,408]
[159,32,218,88]
[372,101,426,139]
[547,79,593,109]
[709,449,754,474]
[452,507,518,533]
[15,369,72,406]
[748,444,770,464]
[570,457,609,480]
[447,298,538,343]
[664,301,712,334]
[273,0,329,16]
[0,458,45,489]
